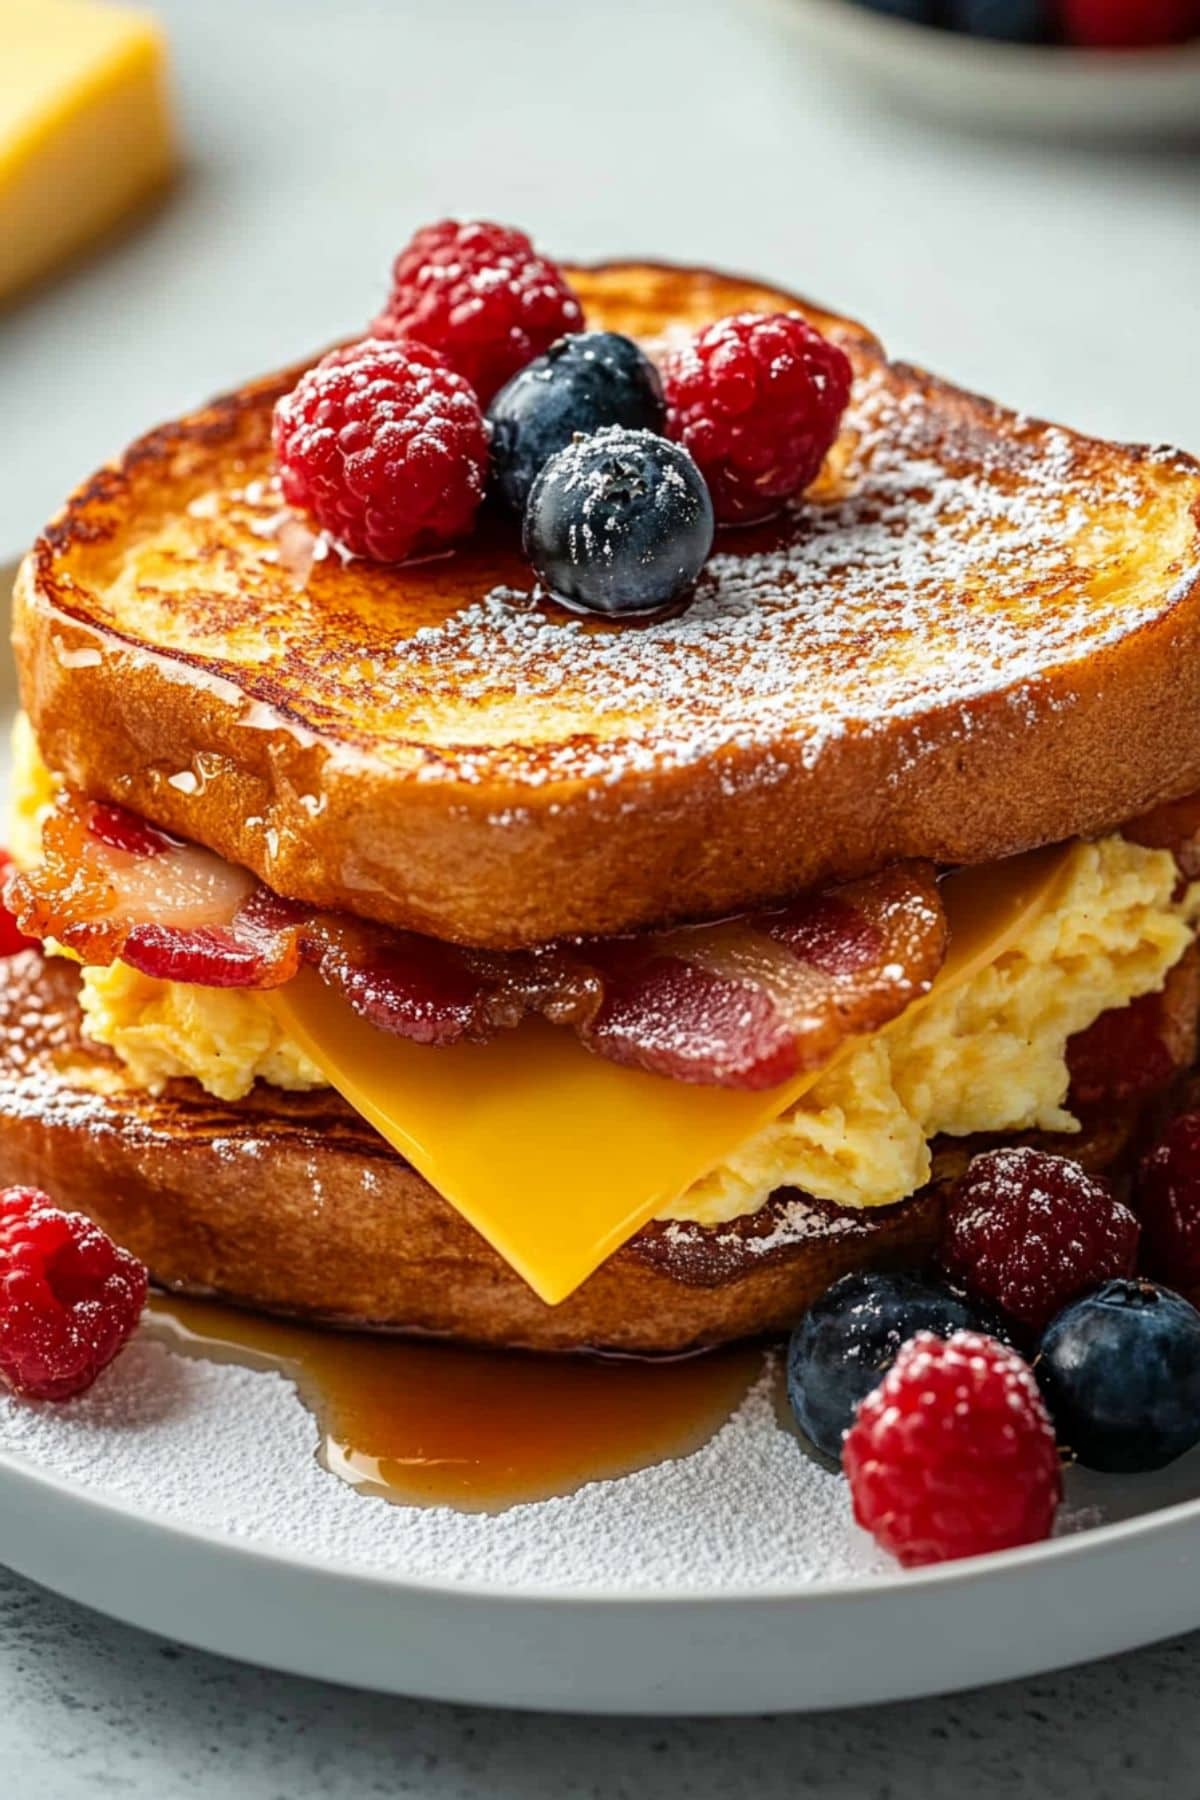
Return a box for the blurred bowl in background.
[760,0,1200,137]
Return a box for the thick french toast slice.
[16,263,1200,948]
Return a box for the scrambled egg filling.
[9,715,1198,1220]
[77,962,325,1101]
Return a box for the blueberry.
[786,1269,986,1462]
[946,0,1048,39]
[523,428,714,617]
[488,332,666,515]
[1037,1278,1200,1473]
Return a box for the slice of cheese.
[269,845,1072,1306]
[1,1,175,301]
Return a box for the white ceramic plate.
[759,0,1200,137]
[4,631,1200,1714]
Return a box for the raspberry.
[1060,0,1199,46]
[939,1147,1140,1334]
[661,312,852,525]
[0,1188,147,1400]
[1137,1113,1200,1298]
[372,219,583,403]
[0,851,41,957]
[273,339,488,564]
[843,1331,1061,1567]
[1067,988,1185,1106]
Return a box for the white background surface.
[1,1559,1198,1800]
[3,0,1200,1789]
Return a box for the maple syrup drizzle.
[144,1294,763,1513]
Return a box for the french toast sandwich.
[6,255,1200,1353]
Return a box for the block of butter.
[1,0,175,300]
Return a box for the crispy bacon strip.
[301,918,601,1048]
[580,864,947,1087]
[9,795,305,989]
[6,795,948,1089]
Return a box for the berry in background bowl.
[850,0,1200,46]
[763,0,1200,138]
[1059,0,1200,46]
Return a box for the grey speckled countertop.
[2,1564,1196,1797]
[4,0,1200,1788]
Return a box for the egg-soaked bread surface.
[16,262,1200,948]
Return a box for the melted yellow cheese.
[266,847,1079,1303]
[1,0,175,300]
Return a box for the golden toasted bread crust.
[0,953,945,1353]
[16,262,1200,947]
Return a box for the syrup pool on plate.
[144,1294,763,1512]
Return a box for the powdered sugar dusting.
[59,350,1197,801]
[0,1334,1132,1592]
[0,968,134,1141]
[664,1193,867,1263]
[391,373,1164,787]
[0,1344,893,1591]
